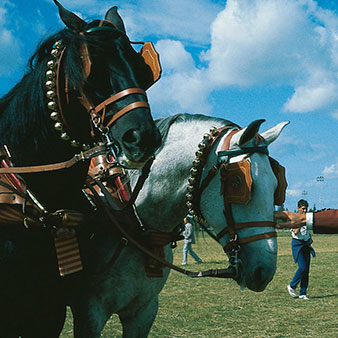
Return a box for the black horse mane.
[0,28,85,136]
[0,28,89,162]
[0,20,144,163]
[155,113,240,147]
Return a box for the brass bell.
[193,159,201,167]
[198,142,207,150]
[51,49,60,57]
[187,185,194,192]
[46,90,56,99]
[47,60,56,69]
[50,111,59,121]
[193,215,199,222]
[82,144,91,150]
[203,133,211,141]
[54,40,63,49]
[190,167,198,176]
[188,177,196,185]
[186,193,193,201]
[54,122,63,131]
[46,70,55,79]
[195,150,204,158]
[70,140,80,147]
[61,132,70,141]
[45,80,55,89]
[186,201,193,209]
[209,126,218,135]
[188,209,195,216]
[48,101,57,110]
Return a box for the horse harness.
[0,126,286,280]
[46,19,161,155]
[0,19,162,276]
[80,125,287,280]
[183,125,287,276]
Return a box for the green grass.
[61,233,338,337]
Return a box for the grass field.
[61,232,338,337]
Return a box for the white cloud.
[323,163,338,178]
[287,189,302,197]
[206,0,316,87]
[284,81,338,113]
[53,0,223,45]
[148,0,338,115]
[147,40,212,116]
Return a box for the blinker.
[83,24,162,90]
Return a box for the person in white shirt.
[181,217,202,265]
[286,200,315,300]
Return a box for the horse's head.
[52,1,161,168]
[200,119,289,291]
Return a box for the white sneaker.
[299,295,309,300]
[287,285,298,298]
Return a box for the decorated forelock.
[46,40,91,151]
[185,126,219,224]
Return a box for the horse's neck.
[0,107,89,212]
[133,119,223,232]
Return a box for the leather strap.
[223,232,277,252]
[0,145,106,174]
[106,101,149,127]
[94,88,146,115]
[217,221,276,240]
[220,129,241,152]
[100,197,236,278]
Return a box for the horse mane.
[155,113,240,148]
[0,21,136,163]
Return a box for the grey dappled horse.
[68,113,288,337]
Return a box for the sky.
[1,0,338,211]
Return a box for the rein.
[0,145,106,174]
[91,172,237,279]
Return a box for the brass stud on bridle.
[185,127,217,224]
[45,39,91,151]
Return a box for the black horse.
[0,1,160,337]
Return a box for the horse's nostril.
[123,129,140,145]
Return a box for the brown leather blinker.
[220,160,252,205]
[270,161,287,206]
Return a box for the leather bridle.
[48,25,151,155]
[185,126,277,275]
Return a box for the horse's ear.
[105,6,126,33]
[53,0,87,32]
[239,119,265,147]
[260,121,290,145]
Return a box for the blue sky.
[1,0,338,211]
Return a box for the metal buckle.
[75,151,86,162]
